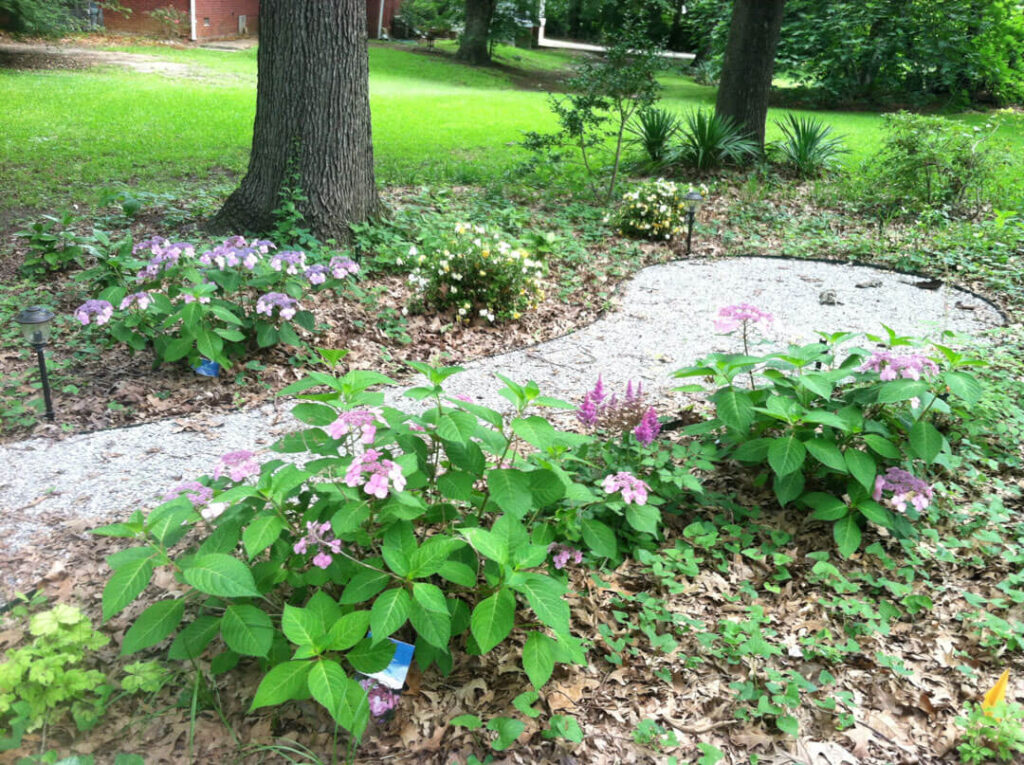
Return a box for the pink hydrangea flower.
[119,292,154,310]
[330,256,359,278]
[872,467,933,513]
[359,677,399,718]
[74,300,113,326]
[714,303,773,333]
[256,292,299,321]
[293,520,343,569]
[344,449,406,499]
[858,350,939,381]
[325,409,384,444]
[602,471,650,505]
[163,481,213,507]
[270,250,307,275]
[548,543,583,570]
[212,450,260,482]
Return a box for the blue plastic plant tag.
[193,358,221,377]
[365,638,415,690]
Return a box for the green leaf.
[767,435,806,477]
[221,604,273,657]
[943,371,982,404]
[857,500,894,529]
[522,631,555,688]
[875,379,928,404]
[712,388,754,431]
[801,410,851,431]
[909,420,943,463]
[408,536,461,579]
[511,416,561,450]
[803,492,848,521]
[545,714,583,743]
[340,570,391,604]
[509,573,569,636]
[409,598,451,649]
[370,588,411,641]
[437,471,475,502]
[777,714,799,737]
[243,513,286,560]
[282,604,324,648]
[451,714,483,730]
[470,588,516,654]
[168,614,221,660]
[461,527,509,566]
[347,637,397,673]
[833,514,862,558]
[732,437,771,463]
[292,403,339,426]
[325,610,372,652]
[512,690,542,718]
[487,717,525,751]
[308,660,369,739]
[773,470,804,506]
[413,582,449,615]
[625,503,660,536]
[805,438,847,472]
[250,661,312,710]
[182,554,260,598]
[121,598,184,654]
[486,469,534,519]
[863,434,901,459]
[844,449,876,492]
[163,336,194,362]
[796,372,834,399]
[436,411,478,443]
[581,518,617,559]
[103,556,154,621]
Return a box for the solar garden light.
[14,305,56,422]
[684,190,703,256]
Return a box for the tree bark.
[456,0,497,65]
[211,0,378,241]
[714,0,785,150]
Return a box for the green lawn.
[1,40,1022,217]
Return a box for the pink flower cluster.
[305,264,329,285]
[344,449,407,499]
[270,250,307,275]
[714,303,774,333]
[134,238,195,280]
[548,543,583,570]
[199,239,266,271]
[212,450,261,482]
[74,299,113,326]
[256,292,299,320]
[633,407,661,446]
[330,256,359,278]
[325,408,384,444]
[294,521,342,569]
[872,467,934,513]
[602,471,650,505]
[857,350,939,381]
[359,677,400,718]
[119,292,154,311]
[163,480,214,507]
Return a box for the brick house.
[105,0,260,40]
[366,0,403,39]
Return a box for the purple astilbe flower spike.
[633,406,661,446]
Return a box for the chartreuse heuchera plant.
[75,236,359,369]
[404,223,546,324]
[615,179,708,241]
[676,309,983,557]
[93,357,701,746]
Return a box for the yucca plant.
[626,107,682,165]
[771,113,848,177]
[669,109,759,171]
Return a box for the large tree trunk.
[211,0,378,241]
[714,0,785,150]
[456,0,497,65]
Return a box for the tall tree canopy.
[212,0,378,241]
[714,0,785,150]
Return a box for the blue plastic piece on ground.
[365,638,415,690]
[193,358,221,377]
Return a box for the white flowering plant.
[403,223,546,324]
[615,179,707,241]
[75,236,360,369]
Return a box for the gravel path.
[0,257,1003,556]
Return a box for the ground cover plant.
[2,31,1024,765]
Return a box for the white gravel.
[0,257,1004,557]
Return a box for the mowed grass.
[1,39,1022,218]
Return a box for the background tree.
[456,0,498,64]
[211,0,377,241]
[714,0,785,150]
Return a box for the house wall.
[104,0,190,37]
[366,0,403,38]
[105,0,259,39]
[196,0,260,39]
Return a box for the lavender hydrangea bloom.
[162,481,214,507]
[325,409,383,444]
[119,292,154,310]
[858,350,939,381]
[293,521,343,569]
[330,256,359,278]
[344,449,407,499]
[256,292,299,320]
[270,250,307,275]
[872,467,934,513]
[305,264,330,285]
[212,450,260,482]
[602,471,650,505]
[714,303,774,333]
[359,678,400,718]
[548,543,583,570]
[74,300,114,326]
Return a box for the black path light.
[14,305,56,422]
[684,190,703,256]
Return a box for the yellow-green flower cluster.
[615,179,708,241]
[406,223,546,323]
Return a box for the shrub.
[676,315,983,557]
[16,213,107,277]
[147,5,188,38]
[770,113,847,178]
[404,223,545,323]
[669,108,759,171]
[76,236,359,369]
[626,107,682,166]
[614,179,707,241]
[847,112,1001,220]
